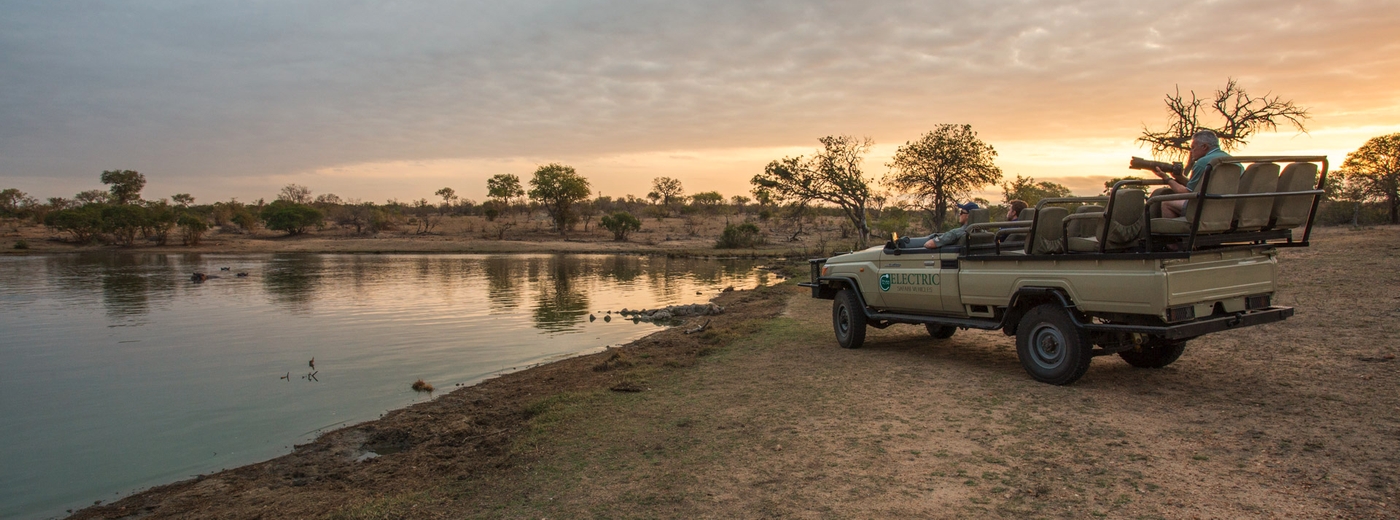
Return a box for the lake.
[0,253,773,519]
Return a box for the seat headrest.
[968,208,990,225]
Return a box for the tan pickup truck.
[801,155,1327,385]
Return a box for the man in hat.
[924,201,980,248]
[1149,129,1232,218]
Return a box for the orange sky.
[2,1,1398,204]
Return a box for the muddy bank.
[67,281,793,519]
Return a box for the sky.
[2,0,1398,205]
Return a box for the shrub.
[716,223,764,249]
[178,214,209,245]
[13,239,28,250]
[44,205,104,243]
[101,204,148,246]
[600,211,642,241]
[260,201,324,235]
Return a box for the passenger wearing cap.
[924,202,979,248]
[1148,129,1232,218]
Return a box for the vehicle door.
[877,247,945,313]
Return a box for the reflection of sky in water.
[0,253,770,520]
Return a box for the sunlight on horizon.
[205,122,1400,207]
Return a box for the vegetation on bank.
[4,81,1399,251]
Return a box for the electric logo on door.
[879,272,939,292]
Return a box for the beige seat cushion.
[1234,163,1281,231]
[1103,189,1145,250]
[1271,163,1319,229]
[1151,218,1192,234]
[1153,162,1241,235]
[1066,205,1104,239]
[1026,206,1068,255]
[1067,236,1099,252]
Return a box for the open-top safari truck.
[800,155,1327,385]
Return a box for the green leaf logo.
[879,273,891,291]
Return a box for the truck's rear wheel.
[1016,303,1093,385]
[1118,340,1186,368]
[925,324,957,339]
[833,288,867,349]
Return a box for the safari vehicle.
[801,155,1327,385]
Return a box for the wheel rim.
[1029,324,1067,369]
[836,304,851,338]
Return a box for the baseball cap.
[955,202,980,212]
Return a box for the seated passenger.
[1149,129,1232,218]
[998,199,1028,243]
[924,202,979,249]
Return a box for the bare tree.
[884,124,1003,231]
[648,177,685,217]
[1139,79,1309,161]
[1342,133,1400,224]
[278,184,313,204]
[752,135,874,247]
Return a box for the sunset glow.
[3,1,1398,202]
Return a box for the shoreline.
[57,225,1400,518]
[1,215,845,259]
[66,279,797,520]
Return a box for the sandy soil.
[67,225,1400,519]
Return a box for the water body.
[0,253,772,519]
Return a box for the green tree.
[689,191,724,214]
[44,205,105,242]
[600,211,642,241]
[884,124,1003,231]
[487,174,525,210]
[716,223,764,249]
[1,189,36,219]
[260,200,324,235]
[1138,78,1309,161]
[143,201,177,246]
[171,193,195,208]
[178,214,209,245]
[752,135,875,247]
[100,170,146,204]
[1341,133,1400,224]
[648,177,685,217]
[528,164,592,235]
[1001,175,1073,206]
[102,204,148,246]
[434,187,457,215]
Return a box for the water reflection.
[484,256,520,310]
[532,256,590,332]
[263,256,323,312]
[0,252,769,520]
[602,255,643,283]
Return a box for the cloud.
[1,0,1397,201]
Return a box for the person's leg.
[1162,200,1185,218]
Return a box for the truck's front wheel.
[1016,303,1093,385]
[1118,340,1186,368]
[833,288,867,349]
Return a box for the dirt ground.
[69,226,1399,519]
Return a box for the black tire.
[925,324,957,339]
[1015,303,1093,385]
[833,288,867,349]
[1118,340,1186,368]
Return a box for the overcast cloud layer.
[2,0,1398,201]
